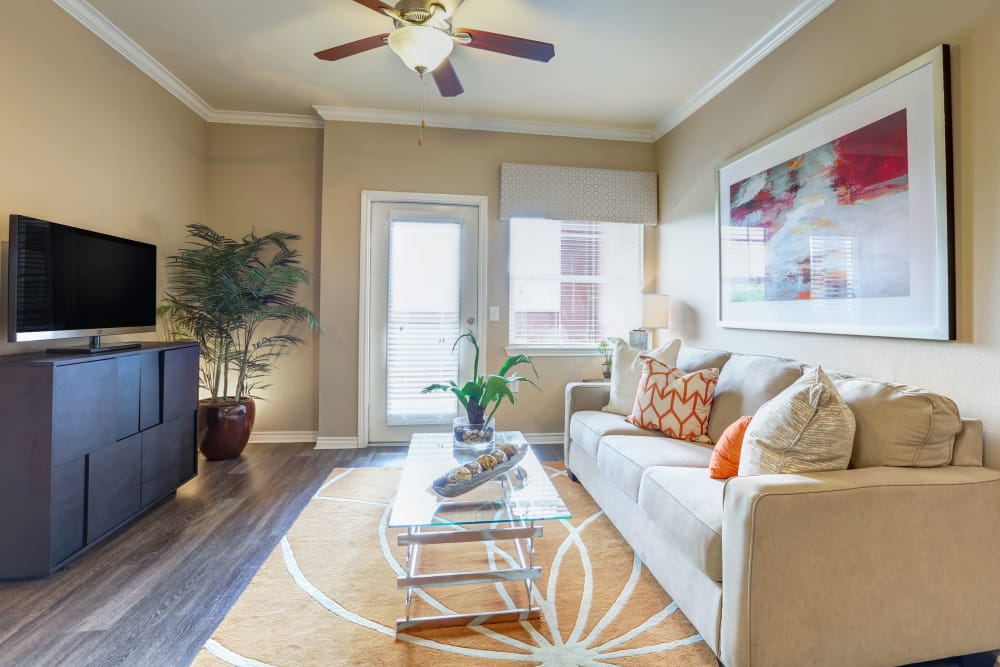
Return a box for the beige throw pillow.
[739,366,855,476]
[603,337,681,416]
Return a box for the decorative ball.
[500,444,518,459]
[464,460,483,476]
[446,466,472,483]
[476,454,497,471]
[489,449,508,464]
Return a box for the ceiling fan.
[314,0,555,98]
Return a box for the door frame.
[358,190,489,448]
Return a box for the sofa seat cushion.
[569,411,662,459]
[638,466,725,582]
[596,435,713,502]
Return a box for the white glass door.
[367,201,481,444]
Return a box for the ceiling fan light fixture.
[388,25,454,73]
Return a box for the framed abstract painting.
[716,45,954,340]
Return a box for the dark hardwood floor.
[0,442,562,667]
[0,441,992,667]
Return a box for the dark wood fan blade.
[352,0,395,16]
[432,59,464,97]
[456,28,555,62]
[314,34,389,61]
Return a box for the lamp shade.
[388,25,454,73]
[642,294,670,329]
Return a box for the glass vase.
[453,416,496,451]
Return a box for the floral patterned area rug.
[192,465,716,666]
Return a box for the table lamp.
[629,293,670,351]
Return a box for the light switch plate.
[489,306,500,321]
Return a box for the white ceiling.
[69,0,834,140]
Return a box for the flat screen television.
[8,214,157,352]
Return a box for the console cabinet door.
[139,351,161,431]
[177,410,198,484]
[52,360,116,465]
[116,355,141,439]
[50,457,87,566]
[87,435,142,543]
[162,346,199,422]
[141,418,182,508]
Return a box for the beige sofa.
[564,346,1000,667]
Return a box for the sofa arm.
[720,466,1000,667]
[564,382,610,462]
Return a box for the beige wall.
[206,124,323,432]
[319,122,656,438]
[0,1,207,355]
[655,0,1000,466]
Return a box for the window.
[508,218,642,349]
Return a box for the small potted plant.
[421,331,538,450]
[598,337,617,379]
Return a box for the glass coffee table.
[388,431,570,632]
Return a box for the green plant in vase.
[421,331,538,449]
[598,337,617,379]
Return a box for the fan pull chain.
[418,72,427,146]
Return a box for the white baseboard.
[248,431,318,444]
[524,432,565,445]
[315,436,360,450]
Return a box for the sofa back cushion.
[707,353,804,444]
[677,347,731,374]
[828,371,961,468]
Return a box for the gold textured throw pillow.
[738,366,855,476]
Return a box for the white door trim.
[358,190,489,449]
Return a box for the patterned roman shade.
[499,163,658,225]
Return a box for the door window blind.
[385,220,460,424]
[508,218,642,348]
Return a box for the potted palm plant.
[159,224,318,460]
[421,331,538,450]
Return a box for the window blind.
[385,220,460,424]
[508,218,642,348]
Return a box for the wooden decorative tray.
[430,445,529,498]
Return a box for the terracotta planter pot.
[198,398,256,460]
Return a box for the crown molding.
[52,0,214,120]
[206,110,323,129]
[57,0,832,139]
[314,106,657,143]
[654,0,837,139]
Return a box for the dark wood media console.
[0,341,199,579]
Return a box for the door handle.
[466,316,475,325]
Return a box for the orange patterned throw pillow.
[626,357,720,442]
[709,415,753,479]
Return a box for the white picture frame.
[716,45,954,340]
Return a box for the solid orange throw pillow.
[709,415,753,479]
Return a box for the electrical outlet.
[489,306,500,321]
[509,379,520,393]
